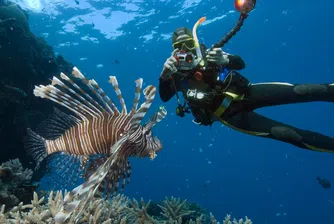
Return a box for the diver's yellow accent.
[172,38,195,50]
[192,17,206,66]
[302,143,333,153]
[213,92,244,118]
[224,91,244,101]
[218,118,269,136]
[213,90,269,136]
[192,17,206,48]
[213,96,233,118]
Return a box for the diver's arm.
[206,48,245,70]
[158,78,175,102]
[159,72,186,102]
[159,53,180,102]
[225,54,245,70]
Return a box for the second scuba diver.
[158,21,334,152]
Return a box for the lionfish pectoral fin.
[24,128,48,170]
[55,135,129,223]
[99,159,132,199]
[46,153,88,189]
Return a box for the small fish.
[25,67,167,221]
[317,176,331,189]
[74,0,79,5]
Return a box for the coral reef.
[0,159,37,210]
[0,158,252,223]
[0,191,252,224]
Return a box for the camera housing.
[175,51,197,71]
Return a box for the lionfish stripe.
[72,67,114,114]
[109,76,127,114]
[129,78,143,117]
[79,120,96,154]
[56,135,129,223]
[109,115,130,152]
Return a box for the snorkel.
[192,16,206,66]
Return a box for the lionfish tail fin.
[145,105,168,130]
[24,128,48,170]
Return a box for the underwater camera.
[175,51,197,71]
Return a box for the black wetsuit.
[159,54,334,152]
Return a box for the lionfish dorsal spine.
[88,79,119,115]
[59,72,110,116]
[33,84,93,120]
[72,67,116,115]
[145,106,168,129]
[130,85,156,130]
[52,75,103,118]
[129,78,143,117]
[109,76,127,115]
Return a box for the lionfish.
[25,67,167,222]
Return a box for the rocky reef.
[0,1,73,168]
[0,159,37,210]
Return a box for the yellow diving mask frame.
[172,38,196,51]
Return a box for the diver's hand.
[206,48,230,66]
[159,49,178,81]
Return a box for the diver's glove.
[206,48,230,66]
[159,49,178,81]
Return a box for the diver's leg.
[244,82,334,110]
[220,111,334,152]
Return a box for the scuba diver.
[158,1,334,152]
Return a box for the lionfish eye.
[144,129,151,136]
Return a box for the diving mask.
[172,38,196,51]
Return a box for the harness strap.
[213,91,244,118]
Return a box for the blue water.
[19,0,334,223]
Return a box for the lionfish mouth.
[147,135,162,160]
